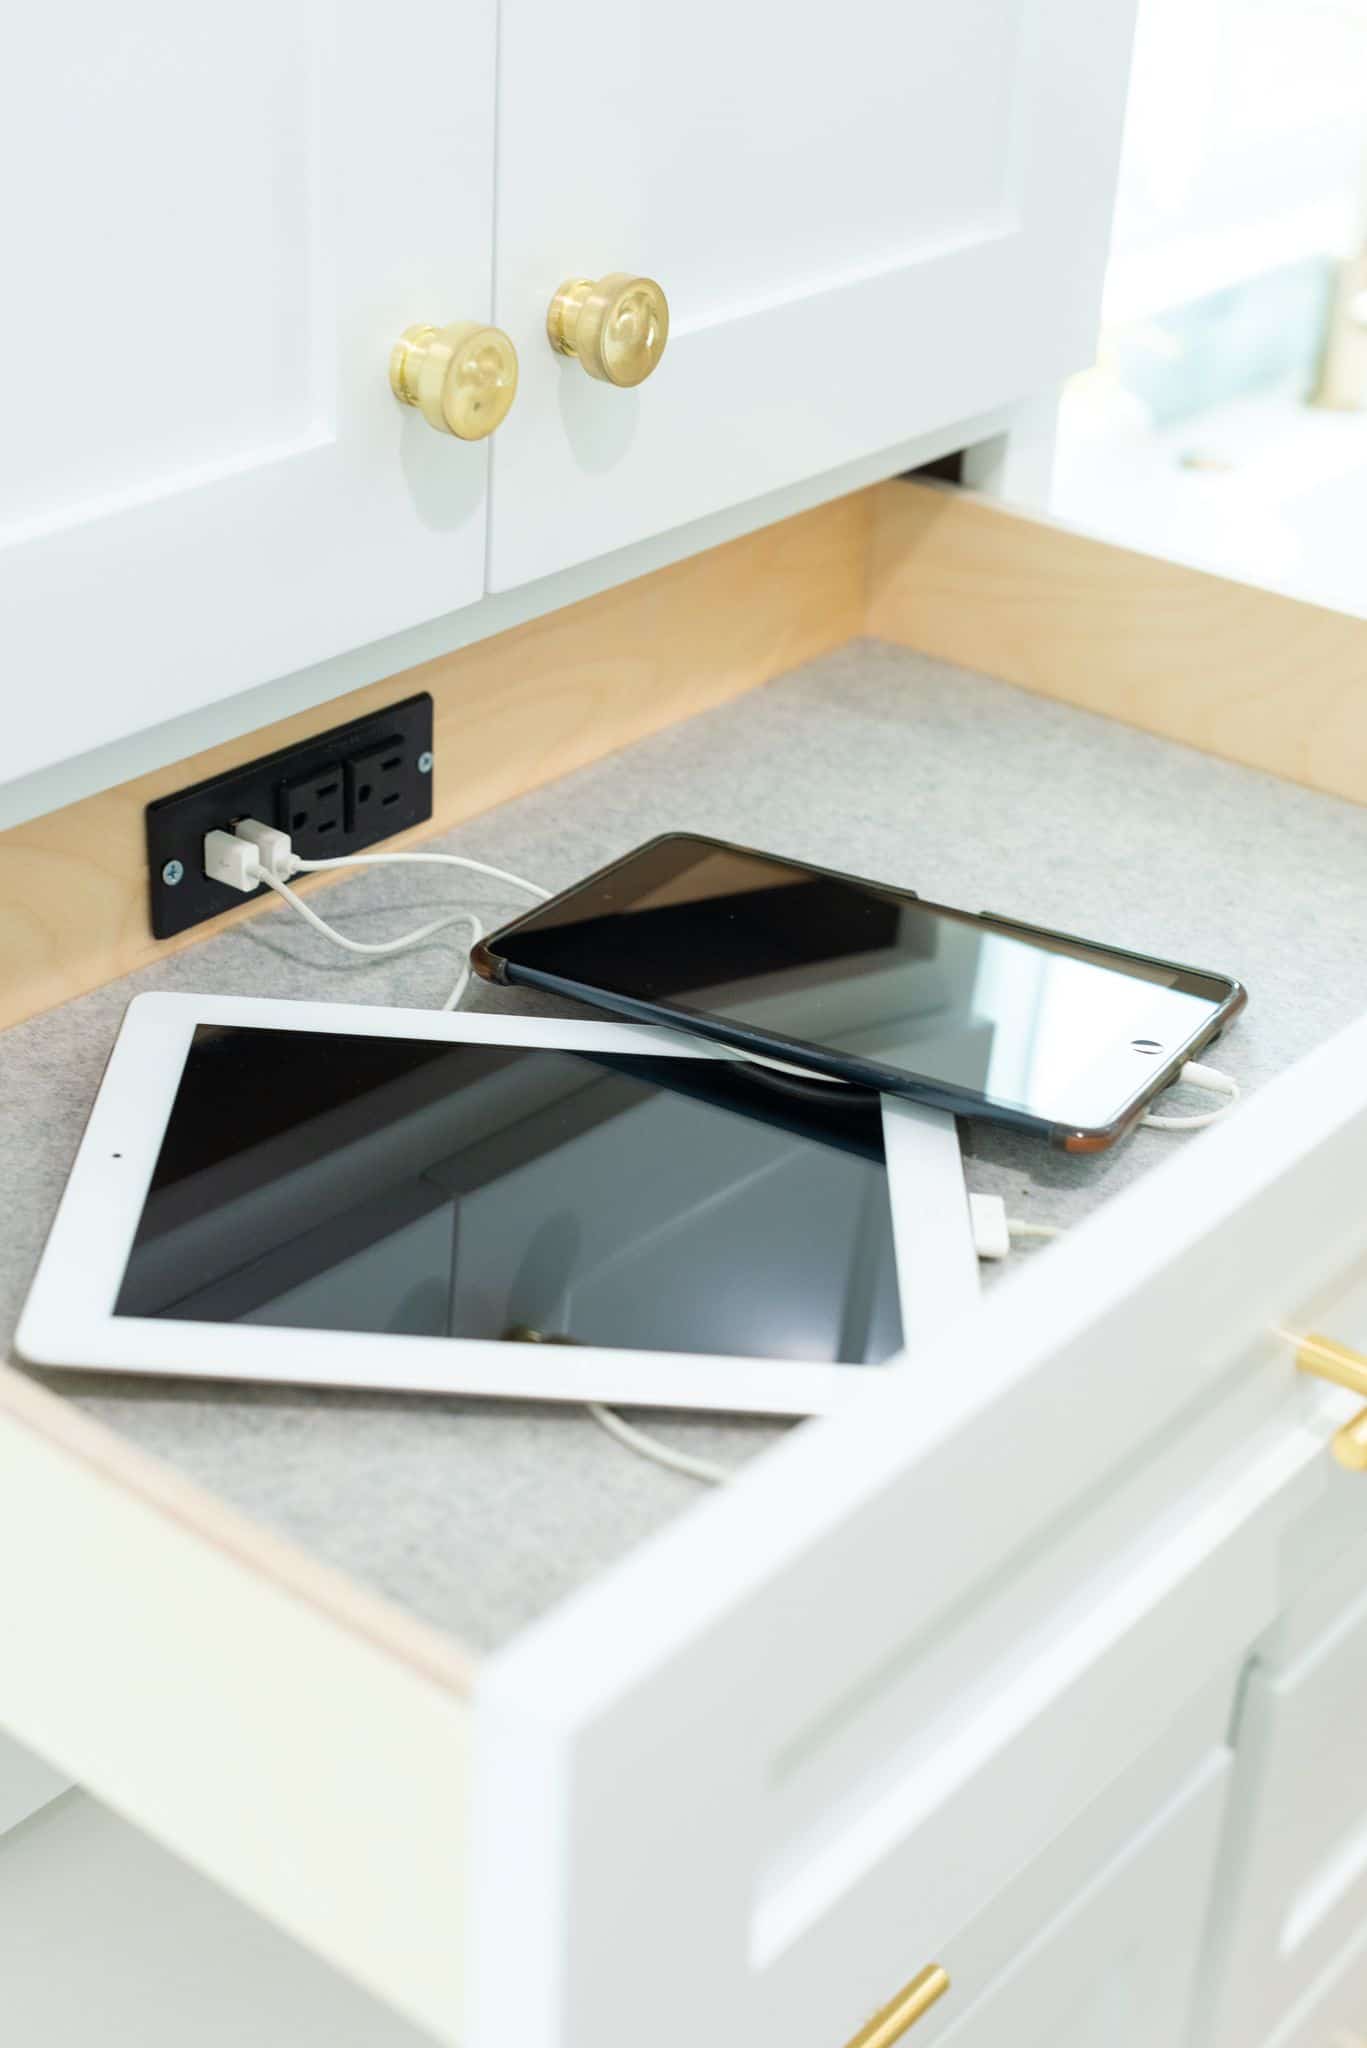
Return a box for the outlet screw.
[161,859,185,887]
[418,750,434,774]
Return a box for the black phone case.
[470,831,1247,1152]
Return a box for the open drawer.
[3,489,1367,2047]
[6,1000,1367,2045]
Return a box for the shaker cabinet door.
[1199,1554,1367,2048]
[1,2,498,787]
[486,0,1137,589]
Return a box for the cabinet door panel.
[472,1398,1315,2048]
[935,1752,1230,2048]
[1199,1567,1367,2048]
[1,2,496,786]
[487,0,1136,589]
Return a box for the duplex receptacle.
[344,736,409,835]
[279,763,346,855]
[145,693,434,940]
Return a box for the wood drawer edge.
[869,479,1367,810]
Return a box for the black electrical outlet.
[344,735,409,836]
[145,694,433,940]
[279,764,346,853]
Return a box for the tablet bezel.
[16,991,979,1416]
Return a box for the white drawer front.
[1199,1568,1367,2048]
[472,1017,1367,2048]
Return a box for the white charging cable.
[206,821,550,1007]
[968,1061,1241,1259]
[286,851,555,1005]
[1140,1058,1241,1130]
[584,1403,733,1485]
[260,876,486,1008]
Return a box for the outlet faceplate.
[145,694,433,939]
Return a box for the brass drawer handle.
[846,1965,951,2048]
[389,320,519,440]
[546,272,669,386]
[1293,1332,1367,1469]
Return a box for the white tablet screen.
[114,1025,903,1366]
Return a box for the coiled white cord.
[1140,1058,1241,1130]
[283,850,553,1005]
[258,873,487,1007]
[207,825,552,1007]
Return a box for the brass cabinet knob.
[546,273,669,386]
[389,321,519,440]
[846,1965,951,2048]
[1292,1332,1367,1468]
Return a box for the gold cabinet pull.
[1293,1332,1367,1469]
[846,1965,951,2048]
[1332,1407,1367,1471]
[389,321,519,440]
[546,272,669,386]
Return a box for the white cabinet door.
[936,1750,1231,2048]
[1198,1556,1367,2048]
[1,3,496,788]
[487,0,1137,589]
[471,1411,1313,2048]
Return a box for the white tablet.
[17,992,979,1416]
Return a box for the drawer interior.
[866,480,1367,810]
[10,561,1367,1656]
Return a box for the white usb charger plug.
[202,817,550,1011]
[968,1194,1063,1259]
[202,828,263,895]
[202,821,294,892]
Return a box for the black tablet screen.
[115,1025,902,1365]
